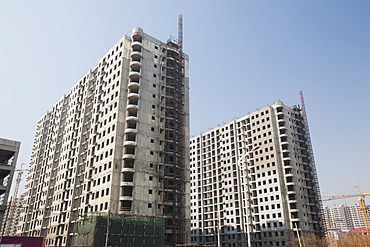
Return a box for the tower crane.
[322,186,370,231]
[12,163,26,199]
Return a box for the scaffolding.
[163,14,187,245]
[300,91,326,237]
[73,213,165,247]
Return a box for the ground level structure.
[73,213,165,247]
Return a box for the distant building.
[189,101,324,247]
[19,27,190,247]
[0,138,20,232]
[324,204,370,230]
[3,194,25,236]
[326,228,347,247]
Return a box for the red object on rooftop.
[348,229,368,233]
[1,236,43,247]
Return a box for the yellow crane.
[322,186,370,231]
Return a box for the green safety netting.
[73,213,165,247]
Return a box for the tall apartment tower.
[20,27,190,247]
[189,101,324,247]
[324,204,370,230]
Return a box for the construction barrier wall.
[73,213,165,247]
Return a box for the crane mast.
[300,91,325,234]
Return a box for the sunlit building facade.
[190,101,324,247]
[20,28,190,247]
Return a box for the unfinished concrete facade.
[20,28,190,247]
[0,138,20,232]
[189,101,324,247]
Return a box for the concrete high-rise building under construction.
[20,27,190,247]
[189,101,324,247]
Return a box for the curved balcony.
[120,196,134,201]
[124,141,137,146]
[128,82,140,89]
[279,125,287,130]
[130,51,142,58]
[126,116,138,122]
[282,156,291,161]
[126,104,139,110]
[122,154,135,159]
[129,71,141,78]
[277,111,284,116]
[127,93,139,99]
[130,67,141,74]
[121,181,135,187]
[131,41,142,47]
[131,27,143,42]
[130,60,141,68]
[125,128,138,134]
[122,167,135,173]
[281,141,289,145]
[278,118,285,123]
[132,45,142,53]
[280,133,288,138]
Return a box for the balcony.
[121,181,135,187]
[280,133,288,138]
[129,71,141,79]
[131,53,141,63]
[125,128,138,134]
[120,195,133,201]
[288,198,297,203]
[126,104,139,110]
[285,173,294,177]
[128,82,140,89]
[122,167,135,173]
[131,28,143,41]
[131,41,142,47]
[122,154,135,159]
[286,181,295,186]
[124,141,136,146]
[130,61,141,68]
[279,125,287,130]
[127,93,139,99]
[126,116,138,122]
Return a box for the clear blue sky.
[1,1,369,207]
